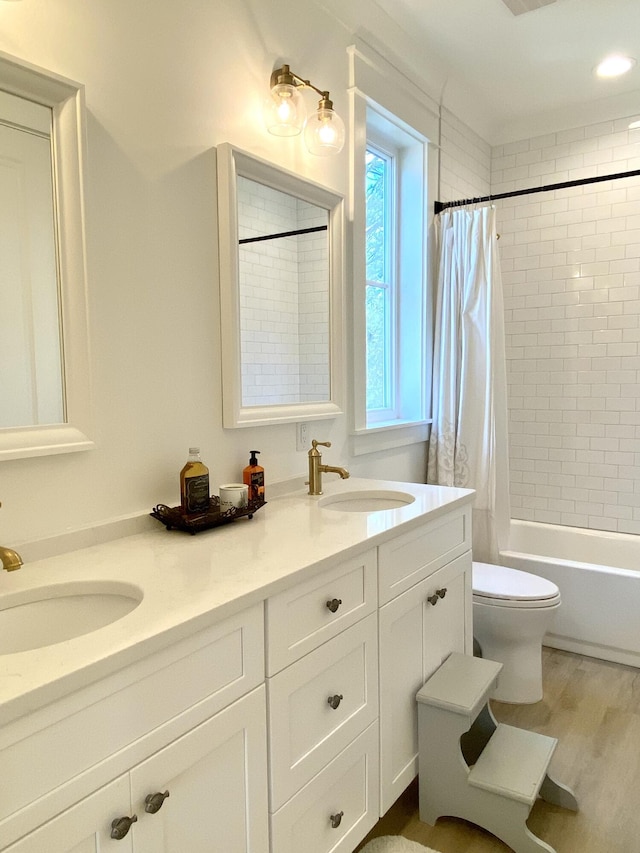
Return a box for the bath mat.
[360,836,441,853]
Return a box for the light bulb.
[318,121,339,145]
[276,98,294,123]
[304,106,345,156]
[263,82,305,137]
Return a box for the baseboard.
[544,635,640,669]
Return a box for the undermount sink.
[318,489,416,513]
[0,580,143,655]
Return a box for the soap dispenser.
[243,450,265,502]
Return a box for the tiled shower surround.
[493,119,640,533]
[237,177,329,407]
[439,107,491,203]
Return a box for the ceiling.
[317,0,640,142]
[370,0,640,140]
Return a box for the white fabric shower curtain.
[427,205,510,563]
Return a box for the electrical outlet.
[296,422,310,451]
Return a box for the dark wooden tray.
[151,495,266,534]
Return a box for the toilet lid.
[472,561,560,607]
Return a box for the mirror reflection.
[0,90,64,428]
[237,175,330,407]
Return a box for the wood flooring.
[355,648,640,853]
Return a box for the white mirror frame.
[217,143,344,428]
[0,50,93,461]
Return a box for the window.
[361,106,428,431]
[349,41,438,454]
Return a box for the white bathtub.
[499,519,640,668]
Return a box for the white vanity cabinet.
[128,684,268,853]
[378,506,473,813]
[4,686,268,853]
[265,548,381,853]
[264,502,472,847]
[0,604,268,853]
[0,481,474,853]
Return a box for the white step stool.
[416,653,577,853]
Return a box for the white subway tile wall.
[296,202,330,402]
[439,108,491,202]
[493,119,640,533]
[237,177,329,406]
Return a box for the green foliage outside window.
[365,149,389,411]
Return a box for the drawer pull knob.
[110,815,138,839]
[436,587,448,599]
[330,810,344,829]
[427,593,439,606]
[327,693,344,710]
[144,790,170,813]
[326,598,342,613]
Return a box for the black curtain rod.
[239,225,327,245]
[434,168,640,215]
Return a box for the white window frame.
[349,42,439,455]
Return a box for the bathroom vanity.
[0,479,473,852]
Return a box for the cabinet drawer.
[270,722,379,853]
[0,604,264,847]
[378,506,471,604]
[268,613,378,811]
[266,548,377,675]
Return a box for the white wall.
[0,0,440,547]
[494,119,640,533]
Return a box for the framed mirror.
[0,50,92,460]
[217,143,344,428]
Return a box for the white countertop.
[0,478,473,726]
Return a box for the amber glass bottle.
[243,450,265,502]
[180,447,210,514]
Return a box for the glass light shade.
[263,82,305,136]
[303,106,345,156]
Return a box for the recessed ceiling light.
[595,55,636,78]
[629,119,640,129]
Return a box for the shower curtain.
[427,205,510,563]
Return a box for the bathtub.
[499,519,640,668]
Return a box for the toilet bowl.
[472,561,560,704]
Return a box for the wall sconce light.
[263,64,345,156]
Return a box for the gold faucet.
[307,440,350,496]
[0,501,23,571]
[0,545,23,571]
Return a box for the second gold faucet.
[307,440,350,495]
[0,502,23,571]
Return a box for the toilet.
[472,561,561,704]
